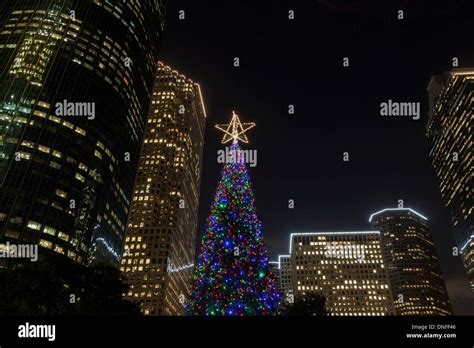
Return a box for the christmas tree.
[186,112,281,315]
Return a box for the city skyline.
[159,0,473,315]
[273,208,453,316]
[0,0,472,321]
[0,0,473,345]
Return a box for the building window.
[43,226,56,236]
[27,221,42,230]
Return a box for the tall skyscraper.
[369,208,452,315]
[120,63,206,316]
[426,69,473,291]
[289,231,395,316]
[0,0,165,268]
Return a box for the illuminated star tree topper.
[215,111,256,144]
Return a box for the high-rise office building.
[0,0,165,268]
[289,231,395,316]
[369,208,452,315]
[426,69,473,291]
[120,63,206,316]
[278,254,293,303]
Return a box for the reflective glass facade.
[426,69,473,291]
[0,0,165,268]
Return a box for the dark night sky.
[159,0,474,314]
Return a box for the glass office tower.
[426,69,473,291]
[0,0,165,268]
